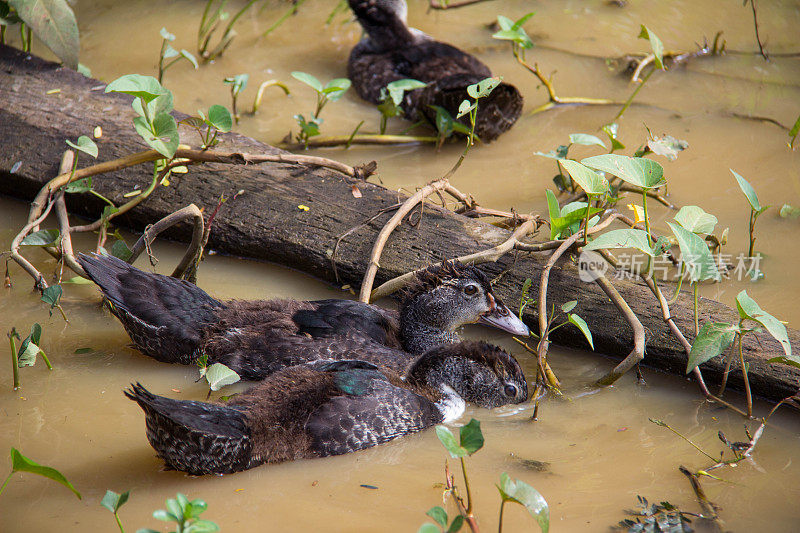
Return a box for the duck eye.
[463,284,478,296]
[503,384,517,397]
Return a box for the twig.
[678,466,722,527]
[444,462,480,533]
[370,217,538,300]
[428,0,493,9]
[279,134,438,151]
[630,53,655,83]
[128,204,205,279]
[746,0,769,61]
[359,178,451,302]
[594,273,646,386]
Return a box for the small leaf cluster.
[137,493,219,533]
[158,27,198,83]
[291,71,351,148]
[377,79,427,134]
[181,104,233,149]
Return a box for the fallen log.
[1,45,798,403]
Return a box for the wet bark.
[1,45,798,402]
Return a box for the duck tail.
[78,253,223,364]
[124,383,253,475]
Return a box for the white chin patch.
[436,384,466,422]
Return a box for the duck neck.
[400,298,460,355]
[349,0,416,51]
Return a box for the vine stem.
[616,68,655,119]
[460,457,473,515]
[739,334,753,417]
[0,472,13,497]
[497,500,506,533]
[9,333,19,390]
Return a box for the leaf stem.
[748,209,756,257]
[114,511,125,533]
[460,457,473,516]
[498,500,506,533]
[616,68,654,119]
[39,349,53,371]
[693,282,699,336]
[0,471,13,497]
[739,334,753,417]
[9,333,19,390]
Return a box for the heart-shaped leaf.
[204,362,241,391]
[65,135,98,158]
[583,228,655,257]
[735,291,791,356]
[9,0,79,69]
[686,322,737,373]
[20,229,60,247]
[106,74,167,104]
[569,133,606,149]
[64,177,92,194]
[497,473,549,533]
[101,490,130,513]
[291,71,323,93]
[322,78,351,101]
[667,222,720,282]
[581,154,665,189]
[467,77,501,99]
[731,169,763,213]
[673,206,718,234]
[385,79,427,106]
[638,25,665,70]
[557,159,609,195]
[206,104,232,132]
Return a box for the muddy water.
[2,0,800,531]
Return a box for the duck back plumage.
[347,0,523,141]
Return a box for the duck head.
[349,0,415,50]
[399,261,529,354]
[406,341,528,412]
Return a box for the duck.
[347,0,523,142]
[77,254,529,380]
[124,341,527,474]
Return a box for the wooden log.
[1,45,798,402]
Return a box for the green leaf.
[180,49,199,69]
[111,239,133,261]
[569,133,606,149]
[184,520,219,533]
[159,27,175,41]
[20,228,60,247]
[152,509,178,522]
[204,362,241,391]
[673,206,718,234]
[9,0,79,69]
[417,525,441,533]
[291,71,323,93]
[426,506,448,528]
[789,114,800,147]
[735,291,791,356]
[667,222,720,282]
[496,15,514,31]
[456,99,475,118]
[64,177,92,194]
[133,113,179,158]
[322,78,351,101]
[10,447,81,499]
[583,229,655,257]
[446,515,464,533]
[545,190,560,226]
[101,490,130,513]
[557,159,608,195]
[459,418,484,455]
[205,104,232,133]
[105,74,167,104]
[512,12,536,30]
[686,322,737,373]
[65,135,98,158]
[497,473,549,533]
[568,314,594,350]
[638,24,665,70]
[731,169,761,212]
[133,90,174,120]
[601,123,625,151]
[466,77,501,99]
[779,204,800,219]
[492,14,533,48]
[435,425,466,458]
[74,347,94,353]
[41,284,63,308]
[581,154,665,189]
[561,300,577,313]
[385,79,426,106]
[768,355,800,369]
[223,73,249,94]
[550,204,602,239]
[17,323,43,366]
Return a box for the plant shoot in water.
[377,79,427,134]
[180,105,233,149]
[615,25,667,119]
[291,72,351,148]
[101,489,130,533]
[157,28,198,84]
[138,492,219,533]
[731,169,769,258]
[223,73,249,124]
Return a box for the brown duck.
[125,341,528,475]
[78,254,529,380]
[347,0,523,141]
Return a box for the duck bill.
[478,305,530,336]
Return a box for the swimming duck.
[125,341,527,474]
[347,0,523,141]
[77,254,529,379]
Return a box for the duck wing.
[292,299,401,347]
[306,367,443,457]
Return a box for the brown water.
[2,0,800,531]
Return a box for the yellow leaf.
[123,190,142,198]
[93,126,102,138]
[298,204,310,211]
[627,203,646,225]
[46,89,61,95]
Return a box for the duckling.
[347,0,523,141]
[124,341,527,474]
[77,254,529,379]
